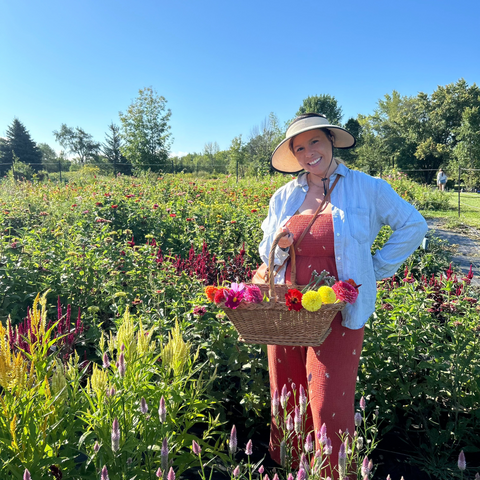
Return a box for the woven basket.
[221,231,346,346]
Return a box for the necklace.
[308,158,336,196]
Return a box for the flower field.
[0,170,479,479]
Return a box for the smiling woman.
[259,112,428,471]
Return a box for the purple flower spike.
[355,412,362,427]
[338,441,347,479]
[299,385,307,415]
[272,389,280,417]
[360,396,366,411]
[161,438,169,473]
[111,417,120,452]
[272,474,279,480]
[101,466,110,480]
[23,470,32,480]
[94,441,100,453]
[229,425,238,455]
[304,432,314,453]
[294,406,302,433]
[361,456,370,476]
[286,414,293,431]
[192,440,201,456]
[159,396,166,423]
[118,352,126,377]
[156,468,163,478]
[458,450,466,471]
[233,466,240,478]
[264,476,270,480]
[167,467,175,480]
[296,468,307,480]
[287,474,294,480]
[323,437,332,455]
[103,352,110,369]
[245,439,253,456]
[140,397,148,414]
[280,384,288,409]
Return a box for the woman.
[437,168,447,191]
[259,113,428,466]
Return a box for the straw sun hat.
[271,114,357,174]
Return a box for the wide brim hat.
[271,115,356,174]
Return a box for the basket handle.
[268,231,296,301]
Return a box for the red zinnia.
[169,213,176,217]
[285,289,303,311]
[214,288,229,304]
[111,205,118,209]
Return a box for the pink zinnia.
[332,281,358,304]
[244,285,263,304]
[225,283,245,309]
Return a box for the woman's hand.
[277,226,294,249]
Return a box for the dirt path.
[426,218,480,287]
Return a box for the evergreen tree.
[102,123,132,175]
[0,119,43,172]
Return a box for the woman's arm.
[371,180,428,280]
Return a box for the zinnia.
[317,286,336,304]
[332,281,358,304]
[244,285,263,304]
[285,289,303,311]
[225,283,245,309]
[301,291,323,312]
[205,285,217,302]
[213,288,229,304]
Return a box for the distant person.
[437,169,447,191]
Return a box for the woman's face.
[292,129,333,176]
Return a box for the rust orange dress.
[267,211,364,468]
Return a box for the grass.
[421,191,480,230]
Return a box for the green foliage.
[360,274,480,479]
[53,124,101,164]
[296,94,343,125]
[0,119,43,174]
[102,122,132,175]
[119,87,172,172]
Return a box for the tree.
[102,123,132,175]
[0,119,43,172]
[336,117,362,165]
[296,95,343,125]
[204,141,220,171]
[244,113,283,174]
[53,124,100,164]
[119,87,172,172]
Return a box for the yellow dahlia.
[317,286,337,304]
[301,291,323,312]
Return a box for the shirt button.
[336,233,340,236]
[337,256,341,260]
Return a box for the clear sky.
[1,0,479,157]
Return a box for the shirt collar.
[293,163,349,190]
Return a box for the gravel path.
[426,218,480,287]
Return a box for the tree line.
[1,79,479,187]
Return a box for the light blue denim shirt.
[259,163,428,329]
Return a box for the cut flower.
[332,281,358,304]
[302,291,323,312]
[317,286,336,304]
[225,283,245,309]
[285,289,303,311]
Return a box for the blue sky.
[1,0,479,156]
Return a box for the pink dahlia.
[332,281,358,304]
[244,285,263,304]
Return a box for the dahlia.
[332,281,358,304]
[285,289,303,311]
